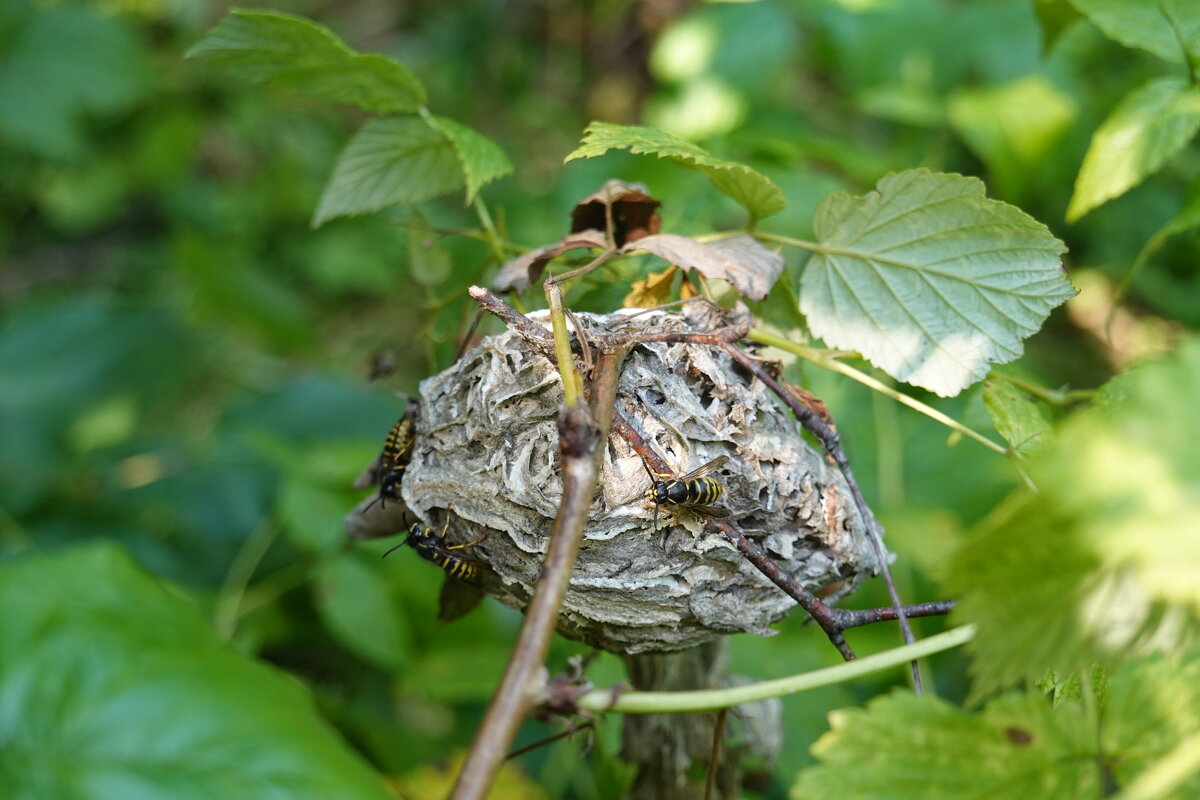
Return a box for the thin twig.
[449,349,628,800]
[704,709,728,800]
[505,720,595,761]
[720,341,921,691]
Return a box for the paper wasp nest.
[381,307,882,653]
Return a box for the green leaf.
[426,115,513,202]
[1068,77,1200,222]
[983,378,1051,455]
[314,553,411,670]
[1068,0,1200,65]
[313,117,463,227]
[799,169,1075,397]
[565,122,786,221]
[0,4,153,158]
[1114,175,1200,306]
[947,339,1200,693]
[279,475,347,553]
[947,74,1077,200]
[0,543,392,800]
[186,10,425,114]
[792,650,1200,800]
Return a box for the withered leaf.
[570,179,661,247]
[623,233,785,301]
[623,265,678,308]
[490,229,608,293]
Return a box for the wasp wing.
[679,503,730,518]
[677,454,730,483]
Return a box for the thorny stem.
[748,328,1008,456]
[720,341,922,692]
[573,625,974,715]
[450,349,627,800]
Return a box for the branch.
[450,348,627,800]
[720,340,921,690]
[572,625,976,715]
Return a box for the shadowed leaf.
[1068,0,1200,65]
[570,179,661,246]
[984,378,1051,455]
[313,117,463,227]
[566,122,785,221]
[426,115,513,203]
[187,9,425,113]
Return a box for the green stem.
[575,625,976,714]
[1112,731,1200,800]
[748,328,1008,456]
[994,372,1094,408]
[546,285,581,406]
[214,519,282,639]
[473,196,509,266]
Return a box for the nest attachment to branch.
[357,307,884,654]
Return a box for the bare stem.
[450,349,627,800]
[720,341,921,691]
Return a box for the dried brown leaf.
[622,266,678,308]
[490,229,608,293]
[570,179,661,246]
[624,233,785,301]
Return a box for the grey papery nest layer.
[393,307,882,653]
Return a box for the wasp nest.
[372,306,882,653]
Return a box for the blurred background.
[1,0,1194,796]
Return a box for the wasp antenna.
[381,541,408,559]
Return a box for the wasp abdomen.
[664,476,723,506]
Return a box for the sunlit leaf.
[565,122,786,221]
[792,649,1200,800]
[983,378,1051,455]
[0,544,392,800]
[800,169,1075,397]
[1068,0,1200,66]
[186,9,425,113]
[425,115,512,202]
[1067,77,1200,222]
[947,339,1200,692]
[313,117,463,227]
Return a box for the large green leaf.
[791,650,1200,799]
[799,169,1075,397]
[1068,0,1200,65]
[312,116,463,226]
[0,543,392,800]
[426,115,513,203]
[947,339,1200,693]
[1068,77,1200,222]
[565,122,786,221]
[186,9,425,114]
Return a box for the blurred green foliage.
[2,0,1199,798]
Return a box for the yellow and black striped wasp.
[383,517,487,583]
[642,454,731,531]
[370,414,415,510]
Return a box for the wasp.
[372,415,415,510]
[384,517,487,583]
[643,454,731,530]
